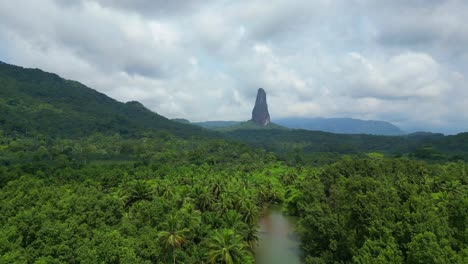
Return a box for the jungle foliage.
[0,132,288,263]
[0,62,467,263]
[285,158,467,263]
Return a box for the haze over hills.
[193,120,241,129]
[274,117,404,135]
[186,88,286,131]
[194,117,405,136]
[192,88,404,136]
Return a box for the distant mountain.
[212,120,286,131]
[407,131,444,138]
[274,117,404,135]
[194,121,241,129]
[0,62,211,138]
[190,120,286,131]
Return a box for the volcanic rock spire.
[251,88,271,126]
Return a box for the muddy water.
[255,206,302,264]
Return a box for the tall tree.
[158,214,189,264]
[206,229,249,264]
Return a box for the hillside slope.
[0,62,211,138]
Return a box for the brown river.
[255,206,302,264]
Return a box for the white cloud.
[0,0,467,134]
[343,52,450,99]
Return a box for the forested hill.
[225,129,468,162]
[0,62,211,138]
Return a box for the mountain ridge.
[274,117,404,135]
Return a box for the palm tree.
[215,193,234,214]
[223,210,243,226]
[206,229,249,264]
[233,188,250,210]
[189,185,204,199]
[156,182,174,199]
[244,225,259,252]
[241,202,258,226]
[444,180,465,197]
[158,214,189,264]
[180,203,202,231]
[203,211,221,229]
[211,180,222,198]
[196,188,213,211]
[124,180,152,208]
[222,210,258,250]
[223,210,248,233]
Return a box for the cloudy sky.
[1,0,467,134]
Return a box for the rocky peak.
[251,88,271,126]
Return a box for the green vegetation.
[283,158,467,263]
[0,62,467,263]
[0,62,212,138]
[225,129,468,163]
[0,132,288,263]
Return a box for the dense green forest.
[225,129,468,163]
[287,158,467,263]
[0,131,295,263]
[1,132,466,263]
[0,62,467,263]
